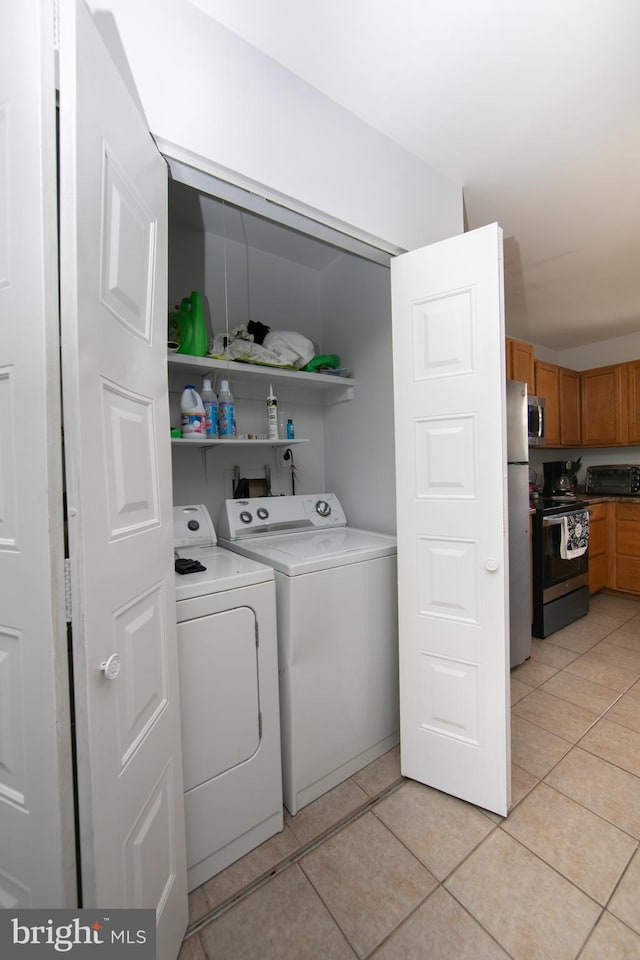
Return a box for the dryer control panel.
[219,494,347,540]
[173,504,217,548]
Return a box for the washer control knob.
[240,511,253,524]
[187,519,200,531]
[100,654,121,681]
[316,500,331,517]
[257,507,269,520]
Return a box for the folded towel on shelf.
[560,511,589,559]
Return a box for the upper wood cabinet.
[533,361,582,448]
[559,367,581,446]
[629,360,640,444]
[534,361,560,446]
[506,338,535,395]
[581,363,629,446]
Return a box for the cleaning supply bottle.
[201,378,218,438]
[218,380,236,438]
[267,384,279,440]
[180,386,206,439]
[176,291,208,357]
[286,418,295,440]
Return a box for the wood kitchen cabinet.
[587,502,610,595]
[559,367,581,445]
[612,502,640,594]
[628,360,640,444]
[534,361,561,446]
[506,338,535,395]
[581,363,629,446]
[534,361,582,448]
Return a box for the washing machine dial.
[187,519,200,531]
[240,511,253,524]
[256,507,269,520]
[315,500,331,517]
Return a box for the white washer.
[174,505,282,891]
[218,494,399,815]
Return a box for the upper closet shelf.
[168,354,354,402]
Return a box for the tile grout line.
[185,776,407,938]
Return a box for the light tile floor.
[180,592,640,960]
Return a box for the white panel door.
[0,0,75,908]
[391,223,510,816]
[58,0,187,954]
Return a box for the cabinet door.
[507,338,535,394]
[535,361,560,446]
[629,360,640,443]
[581,364,629,446]
[614,503,640,594]
[588,502,609,595]
[559,368,581,446]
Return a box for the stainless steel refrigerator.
[506,380,532,667]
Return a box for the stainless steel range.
[532,495,590,638]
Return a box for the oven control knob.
[187,519,200,531]
[257,507,269,520]
[240,511,253,524]
[485,559,499,572]
[316,500,331,517]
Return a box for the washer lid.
[219,527,396,576]
[174,546,274,600]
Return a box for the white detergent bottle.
[180,385,206,439]
[201,378,218,438]
[218,380,236,438]
[267,384,279,440]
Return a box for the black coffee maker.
[543,460,576,496]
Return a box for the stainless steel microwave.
[585,465,640,496]
[527,394,545,446]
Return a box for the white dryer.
[173,505,282,891]
[218,494,399,815]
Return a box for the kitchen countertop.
[528,494,640,515]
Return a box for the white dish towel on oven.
[560,511,589,559]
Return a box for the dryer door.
[178,607,260,791]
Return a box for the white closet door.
[0,0,75,908]
[391,223,510,816]
[59,1,187,955]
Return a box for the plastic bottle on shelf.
[218,380,236,438]
[180,386,206,439]
[267,384,279,440]
[201,378,218,438]
[286,418,295,440]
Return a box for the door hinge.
[64,558,72,623]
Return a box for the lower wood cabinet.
[588,502,609,595]
[613,502,640,594]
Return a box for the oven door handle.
[542,513,579,527]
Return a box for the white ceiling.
[188,0,640,351]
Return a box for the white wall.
[320,255,396,534]
[168,200,329,519]
[520,332,640,370]
[88,0,463,253]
